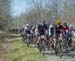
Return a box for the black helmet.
[64,22,67,26]
[43,20,46,24]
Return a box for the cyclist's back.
[55,24,63,34]
[49,24,54,36]
[38,24,45,35]
[25,24,31,34]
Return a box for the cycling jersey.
[55,25,63,38]
[63,26,70,37]
[43,24,48,30]
[38,24,45,35]
[49,24,54,36]
[31,27,35,37]
[55,25,63,34]
[25,27,31,34]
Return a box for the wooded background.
[0,0,12,31]
[13,0,75,28]
[0,0,75,29]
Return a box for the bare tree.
[0,0,11,31]
[13,0,75,27]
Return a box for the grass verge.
[8,39,46,61]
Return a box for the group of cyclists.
[21,19,75,54]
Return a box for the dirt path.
[0,37,21,61]
[28,43,75,61]
[0,39,9,61]
[0,31,9,61]
[28,45,74,61]
[46,55,75,61]
[5,37,75,61]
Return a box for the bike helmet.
[56,19,61,25]
[43,20,46,23]
[26,24,29,27]
[64,22,67,26]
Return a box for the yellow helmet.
[56,19,61,25]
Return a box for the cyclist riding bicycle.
[63,22,70,39]
[55,19,63,39]
[49,23,54,37]
[25,24,31,33]
[43,21,48,30]
[25,24,31,38]
[37,23,46,43]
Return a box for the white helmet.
[26,24,29,27]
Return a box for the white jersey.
[72,31,75,42]
[72,31,75,37]
[35,28,38,36]
[23,26,30,34]
[49,24,53,36]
